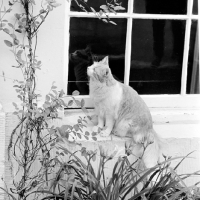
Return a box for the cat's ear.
[101,56,109,65]
[85,45,91,53]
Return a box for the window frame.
[63,0,200,108]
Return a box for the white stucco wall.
[0,0,66,107]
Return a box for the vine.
[0,0,125,199]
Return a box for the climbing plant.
[0,0,125,199]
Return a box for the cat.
[87,56,164,168]
[68,46,93,95]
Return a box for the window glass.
[70,0,128,13]
[193,0,198,15]
[68,18,127,95]
[133,0,188,15]
[130,19,186,94]
[187,20,199,94]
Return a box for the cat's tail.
[142,129,167,169]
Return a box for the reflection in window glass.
[130,19,186,94]
[193,0,198,15]
[68,18,127,95]
[133,0,187,14]
[70,0,128,13]
[187,21,199,94]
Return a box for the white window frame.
[63,0,200,108]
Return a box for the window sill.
[63,107,200,140]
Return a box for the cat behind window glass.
[69,46,93,95]
[87,56,164,168]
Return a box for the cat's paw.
[100,130,111,137]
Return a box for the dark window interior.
[193,0,198,14]
[130,19,185,94]
[68,18,127,95]
[134,0,188,14]
[68,0,199,95]
[187,20,199,94]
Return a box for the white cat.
[87,56,164,168]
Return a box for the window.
[64,0,200,108]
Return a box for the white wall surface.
[0,0,65,107]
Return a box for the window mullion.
[181,0,194,95]
[199,2,200,69]
[65,1,71,94]
[69,12,199,20]
[124,0,134,85]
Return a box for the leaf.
[14,13,20,20]
[68,100,73,106]
[0,23,6,28]
[100,5,108,10]
[81,99,85,107]
[51,85,57,89]
[61,125,72,131]
[114,6,125,10]
[73,124,79,132]
[7,8,12,12]
[17,95,23,101]
[17,50,23,56]
[10,34,16,39]
[81,107,88,114]
[40,9,46,14]
[92,137,97,141]
[84,135,89,140]
[12,102,18,108]
[51,3,61,7]
[50,142,56,147]
[52,90,58,95]
[102,19,108,23]
[14,39,19,45]
[4,40,13,47]
[75,100,81,107]
[109,21,117,25]
[85,131,90,136]
[77,133,81,139]
[92,132,97,136]
[45,95,50,102]
[13,111,18,115]
[72,90,80,96]
[15,29,22,33]
[59,89,65,97]
[8,23,14,28]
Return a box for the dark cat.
[68,46,93,95]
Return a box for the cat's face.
[87,56,111,83]
[71,46,92,64]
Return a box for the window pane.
[70,0,128,13]
[68,18,127,95]
[130,19,186,94]
[187,21,199,94]
[193,0,198,15]
[133,0,188,14]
